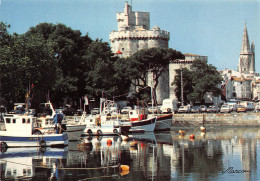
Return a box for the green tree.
[173,68,194,105]
[173,59,222,104]
[0,26,56,108]
[123,47,184,104]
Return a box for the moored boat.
[0,113,69,148]
[123,108,156,133]
[35,101,85,141]
[154,114,172,131]
[81,113,121,136]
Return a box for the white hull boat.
[82,114,121,136]
[0,114,69,148]
[129,117,156,132]
[154,114,172,131]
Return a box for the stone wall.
[173,113,260,127]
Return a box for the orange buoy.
[107,139,112,147]
[120,165,130,176]
[201,132,206,137]
[189,134,195,139]
[178,130,186,135]
[200,126,206,132]
[179,135,184,139]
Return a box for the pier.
[173,113,260,127]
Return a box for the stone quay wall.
[173,113,260,127]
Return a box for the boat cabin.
[3,114,36,136]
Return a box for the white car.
[178,106,191,113]
[220,105,232,113]
[121,106,132,114]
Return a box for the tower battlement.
[109,27,170,42]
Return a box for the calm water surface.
[0,127,260,181]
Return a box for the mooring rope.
[1,159,120,170]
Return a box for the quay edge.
[172,113,260,127]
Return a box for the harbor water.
[0,127,260,181]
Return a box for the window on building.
[6,118,11,123]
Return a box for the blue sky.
[0,0,259,72]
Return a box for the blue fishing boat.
[0,113,69,148]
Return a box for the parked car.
[191,106,201,113]
[220,105,232,113]
[226,102,238,112]
[121,106,132,114]
[148,106,162,114]
[240,101,255,111]
[200,105,207,112]
[237,105,247,113]
[178,106,191,113]
[207,105,219,113]
[255,103,260,112]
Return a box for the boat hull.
[82,126,120,136]
[36,125,85,141]
[129,117,156,132]
[0,132,69,148]
[154,114,172,131]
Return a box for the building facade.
[221,23,259,101]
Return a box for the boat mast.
[181,68,184,106]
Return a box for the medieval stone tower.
[238,22,255,74]
[109,1,170,104]
[109,1,170,58]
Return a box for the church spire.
[240,21,251,54]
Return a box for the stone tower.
[238,22,255,74]
[109,1,170,104]
[109,1,170,58]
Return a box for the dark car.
[63,108,82,116]
[191,106,201,113]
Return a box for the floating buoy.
[107,139,112,147]
[200,126,206,132]
[189,134,195,139]
[178,130,186,135]
[120,165,130,176]
[201,132,206,137]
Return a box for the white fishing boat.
[35,101,85,141]
[81,98,121,136]
[0,113,69,148]
[81,113,121,136]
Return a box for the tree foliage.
[120,47,184,104]
[173,59,222,104]
[0,22,131,108]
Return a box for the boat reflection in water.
[0,128,260,180]
[0,147,68,180]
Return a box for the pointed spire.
[240,21,251,54]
